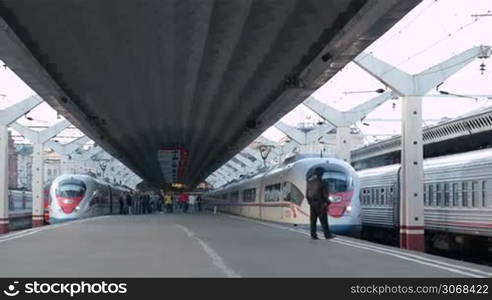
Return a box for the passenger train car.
[359,148,492,252]
[205,154,362,236]
[49,174,130,223]
[10,185,51,224]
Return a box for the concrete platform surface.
[0,212,491,277]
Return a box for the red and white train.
[49,174,130,223]
[205,154,362,236]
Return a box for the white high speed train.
[205,154,362,236]
[49,174,130,223]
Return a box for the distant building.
[16,144,33,190]
[16,145,63,190]
[44,149,61,184]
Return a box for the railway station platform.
[1,212,491,278]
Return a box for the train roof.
[52,174,132,191]
[211,154,349,192]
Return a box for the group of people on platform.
[163,191,202,214]
[118,191,203,215]
[118,191,161,215]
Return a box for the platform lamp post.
[257,144,275,168]
[99,161,107,179]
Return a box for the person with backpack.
[306,167,333,240]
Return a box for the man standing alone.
[306,167,333,240]
[125,192,134,215]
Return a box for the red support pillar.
[400,225,425,251]
[32,214,45,228]
[0,218,8,234]
[0,126,9,234]
[400,96,425,252]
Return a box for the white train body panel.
[206,156,362,235]
[49,174,129,223]
[359,148,492,238]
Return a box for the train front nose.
[320,167,361,236]
[57,196,83,214]
[52,178,87,221]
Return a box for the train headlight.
[346,205,352,212]
[75,206,80,211]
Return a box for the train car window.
[428,184,434,206]
[444,183,450,207]
[375,188,380,206]
[242,188,256,203]
[56,179,86,198]
[472,181,479,207]
[435,184,442,207]
[482,181,487,207]
[423,184,427,206]
[462,182,468,207]
[264,183,281,202]
[452,183,459,207]
[360,189,367,205]
[230,192,239,202]
[321,171,351,193]
[380,188,386,205]
[221,194,228,200]
[389,187,394,205]
[283,182,303,206]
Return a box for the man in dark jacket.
[196,195,202,212]
[119,194,125,214]
[125,192,133,215]
[141,193,148,214]
[306,167,333,240]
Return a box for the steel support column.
[335,127,352,163]
[400,96,425,250]
[31,143,44,227]
[0,97,43,233]
[0,126,9,233]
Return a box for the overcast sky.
[1,0,491,146]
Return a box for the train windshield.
[322,171,352,193]
[56,179,86,198]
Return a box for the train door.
[393,167,402,227]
